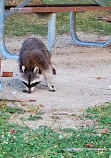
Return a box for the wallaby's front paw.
[22,89,31,93]
[23,89,27,93]
[48,85,55,92]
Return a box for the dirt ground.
[0,32,111,129]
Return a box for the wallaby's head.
[20,65,43,93]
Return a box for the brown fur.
[19,38,51,72]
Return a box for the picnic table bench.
[0,0,111,59]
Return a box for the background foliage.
[5,0,111,36]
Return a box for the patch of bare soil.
[0,32,111,129]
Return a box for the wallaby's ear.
[33,67,39,74]
[22,65,26,73]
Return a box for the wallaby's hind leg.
[43,71,55,92]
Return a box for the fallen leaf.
[83,144,94,148]
[96,77,102,80]
[102,131,106,134]
[10,130,18,134]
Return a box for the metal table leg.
[92,0,111,13]
[70,12,111,46]
[5,0,33,19]
[0,0,18,59]
[92,0,105,6]
[48,13,56,53]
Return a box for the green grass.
[43,0,95,4]
[42,0,111,6]
[0,102,111,157]
[86,102,111,129]
[5,0,111,36]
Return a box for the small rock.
[107,85,111,90]
[11,91,16,95]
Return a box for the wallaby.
[19,38,56,93]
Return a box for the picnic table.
[0,0,111,59]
